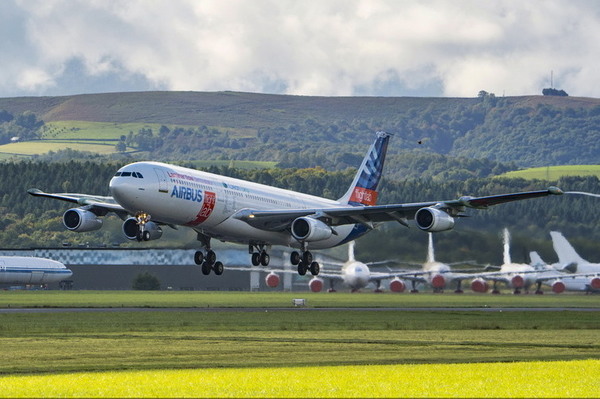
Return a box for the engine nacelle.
[122,218,162,241]
[511,275,525,288]
[430,274,446,289]
[389,278,406,293]
[551,280,566,294]
[591,277,600,290]
[415,208,455,232]
[309,277,324,292]
[471,278,489,293]
[291,217,333,242]
[63,208,103,232]
[265,272,280,288]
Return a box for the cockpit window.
[114,171,143,178]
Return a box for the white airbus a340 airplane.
[29,131,563,277]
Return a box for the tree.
[132,272,161,290]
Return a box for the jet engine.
[551,280,565,294]
[389,278,406,293]
[470,278,489,293]
[511,275,525,288]
[265,272,280,288]
[63,208,103,232]
[591,277,600,290]
[309,277,324,292]
[415,208,455,232]
[291,217,333,242]
[430,274,446,289]
[122,218,163,241]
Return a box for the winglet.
[548,186,563,195]
[27,188,44,196]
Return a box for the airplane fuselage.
[109,161,362,249]
[0,257,72,284]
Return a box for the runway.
[1,306,599,313]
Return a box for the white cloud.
[1,0,599,97]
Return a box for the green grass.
[0,310,598,374]
[498,165,600,180]
[0,141,127,155]
[0,290,598,309]
[0,291,598,397]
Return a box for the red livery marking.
[349,187,378,206]
[185,191,216,226]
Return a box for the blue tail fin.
[338,131,391,206]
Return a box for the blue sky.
[2,0,599,98]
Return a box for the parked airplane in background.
[548,231,600,291]
[29,131,563,277]
[0,256,72,285]
[392,233,480,293]
[470,229,573,294]
[529,250,600,293]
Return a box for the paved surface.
[1,306,599,313]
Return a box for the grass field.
[1,360,598,398]
[1,290,600,309]
[498,165,600,180]
[0,291,598,397]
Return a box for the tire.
[251,252,261,266]
[302,251,312,264]
[297,262,307,276]
[260,251,270,267]
[142,230,151,241]
[213,261,224,276]
[310,261,320,276]
[201,261,211,275]
[290,251,300,265]
[206,250,216,265]
[194,251,204,265]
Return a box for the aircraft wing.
[232,187,563,232]
[27,189,129,217]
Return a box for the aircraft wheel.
[309,261,320,276]
[290,251,300,265]
[302,251,312,264]
[297,262,307,276]
[213,261,224,276]
[251,252,261,266]
[206,250,217,265]
[201,261,211,275]
[260,251,270,267]
[136,231,143,242]
[194,251,204,265]
[142,230,151,241]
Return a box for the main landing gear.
[290,249,320,276]
[194,233,223,276]
[249,244,270,267]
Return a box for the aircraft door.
[154,168,169,193]
[30,271,45,284]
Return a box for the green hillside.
[0,91,599,173]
